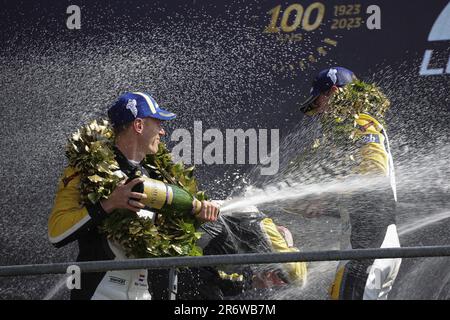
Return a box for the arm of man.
[48,167,109,247]
[348,113,397,243]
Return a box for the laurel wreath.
[65,119,207,258]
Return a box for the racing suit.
[48,147,160,300]
[326,113,402,300]
[149,207,307,299]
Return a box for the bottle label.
[142,178,168,209]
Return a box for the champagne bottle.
[132,176,202,216]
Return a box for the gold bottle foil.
[141,177,168,209]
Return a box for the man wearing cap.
[296,67,402,300]
[48,92,219,300]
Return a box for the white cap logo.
[327,68,338,84]
[126,99,138,118]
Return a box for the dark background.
[0,0,449,299]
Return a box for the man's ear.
[133,118,144,134]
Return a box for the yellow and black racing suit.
[284,112,401,299]
[326,113,402,300]
[48,147,160,300]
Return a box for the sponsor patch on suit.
[362,134,380,144]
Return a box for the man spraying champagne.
[48,92,219,300]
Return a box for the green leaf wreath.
[65,119,207,258]
[328,80,390,122]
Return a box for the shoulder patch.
[361,134,381,144]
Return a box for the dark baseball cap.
[108,92,176,127]
[299,67,357,113]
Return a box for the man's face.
[141,117,165,154]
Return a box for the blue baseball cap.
[108,92,176,127]
[299,67,357,113]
